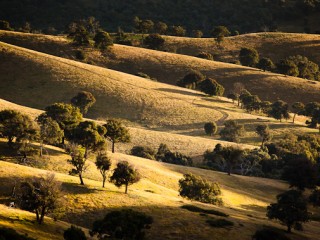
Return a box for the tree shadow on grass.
[60,181,100,195]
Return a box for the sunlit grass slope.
[164,32,320,65]
[1,31,320,106]
[1,155,318,240]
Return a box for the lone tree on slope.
[103,119,130,153]
[110,161,140,194]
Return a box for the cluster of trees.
[177,70,225,96]
[15,159,141,225]
[227,84,320,129]
[66,17,113,49]
[204,130,320,180]
[239,48,320,81]
[131,143,193,166]
[1,0,320,35]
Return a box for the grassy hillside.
[0,42,316,155]
[1,153,318,240]
[164,32,320,65]
[1,31,320,107]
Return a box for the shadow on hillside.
[62,204,230,240]
[156,88,203,97]
[61,182,100,195]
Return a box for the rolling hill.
[1,149,319,240]
[0,40,317,154]
[1,30,320,107]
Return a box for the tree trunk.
[293,113,297,123]
[79,173,84,185]
[112,141,115,153]
[39,207,46,224]
[227,165,232,176]
[287,224,292,233]
[62,136,65,145]
[35,209,40,223]
[40,142,43,157]
[125,184,128,194]
[102,176,106,188]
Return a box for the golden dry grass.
[1,30,320,107]
[1,154,319,240]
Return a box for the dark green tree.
[17,173,61,224]
[154,21,168,34]
[143,34,165,50]
[267,190,309,233]
[204,122,218,136]
[256,124,272,148]
[169,25,186,36]
[70,91,96,115]
[288,55,320,80]
[218,146,244,175]
[282,154,318,191]
[94,30,113,50]
[130,146,156,160]
[36,116,63,156]
[0,110,38,146]
[68,146,87,185]
[219,120,245,143]
[291,102,305,123]
[276,59,299,77]
[268,100,290,122]
[110,161,140,194]
[177,70,205,89]
[257,57,275,71]
[212,26,230,44]
[95,152,112,188]
[42,103,82,143]
[198,78,225,96]
[72,25,90,46]
[239,47,259,67]
[103,119,130,153]
[64,225,87,240]
[179,173,222,205]
[192,30,203,38]
[68,121,106,158]
[90,209,153,240]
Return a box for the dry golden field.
[1,30,320,240]
[1,31,320,106]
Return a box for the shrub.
[177,70,205,89]
[252,228,291,240]
[90,209,153,240]
[206,218,234,228]
[198,78,225,96]
[219,120,245,143]
[181,205,228,217]
[75,50,86,60]
[130,146,156,160]
[144,34,165,50]
[179,173,222,205]
[0,227,35,240]
[64,225,87,240]
[239,47,259,67]
[204,122,218,136]
[155,143,192,166]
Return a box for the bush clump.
[179,173,222,205]
[0,227,35,240]
[206,218,234,228]
[181,205,228,217]
[252,228,291,240]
